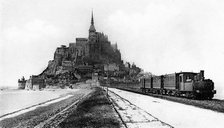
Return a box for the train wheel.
[186,92,193,99]
[163,90,166,95]
[208,94,213,100]
[160,90,163,94]
[174,92,178,97]
[168,91,172,96]
[192,94,196,100]
[189,93,195,99]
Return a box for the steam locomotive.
[140,70,216,99]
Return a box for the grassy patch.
[59,87,122,128]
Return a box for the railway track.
[113,87,224,113]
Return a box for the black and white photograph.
[1,0,224,127]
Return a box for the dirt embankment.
[58,87,123,128]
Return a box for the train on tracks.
[140,70,216,99]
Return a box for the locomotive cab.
[178,73,196,92]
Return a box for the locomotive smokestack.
[200,70,204,80]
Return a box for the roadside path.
[108,88,173,128]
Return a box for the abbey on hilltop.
[43,11,122,74]
[19,11,141,90]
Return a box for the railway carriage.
[152,76,164,94]
[141,78,152,93]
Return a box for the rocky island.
[18,12,141,90]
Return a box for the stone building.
[54,45,69,66]
[25,75,45,90]
[18,76,26,89]
[104,63,119,72]
[62,60,73,70]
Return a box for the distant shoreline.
[0,87,18,91]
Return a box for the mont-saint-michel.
[18,12,132,90]
[2,2,224,127]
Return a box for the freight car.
[141,70,216,99]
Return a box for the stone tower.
[89,11,96,41]
[88,11,99,60]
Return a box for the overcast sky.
[1,0,224,98]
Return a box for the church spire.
[91,10,94,25]
[89,10,96,32]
